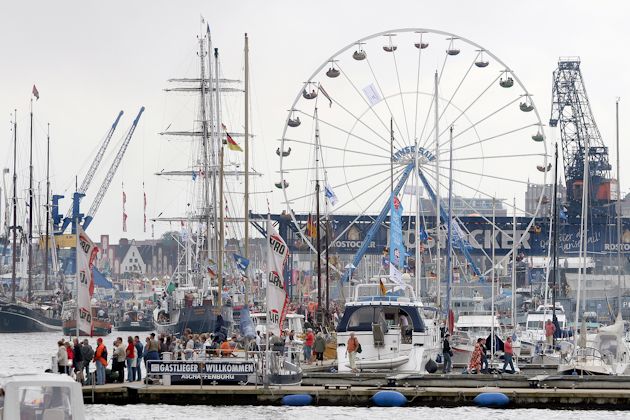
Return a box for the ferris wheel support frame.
[342,163,414,283]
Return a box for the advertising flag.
[266,218,289,336]
[76,225,98,336]
[389,196,406,270]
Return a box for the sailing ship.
[0,99,65,333]
[152,24,246,336]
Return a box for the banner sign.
[77,225,98,336]
[147,360,255,384]
[267,218,289,336]
[389,196,406,269]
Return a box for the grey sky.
[0,0,627,242]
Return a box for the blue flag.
[419,225,429,242]
[389,196,406,270]
[233,254,250,272]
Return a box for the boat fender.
[425,359,438,373]
[281,394,313,406]
[473,392,510,408]
[371,390,407,407]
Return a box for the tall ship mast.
[152,23,255,336]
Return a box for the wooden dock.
[82,377,630,408]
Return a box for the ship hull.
[115,320,154,332]
[0,303,62,333]
[154,304,232,336]
[63,319,112,337]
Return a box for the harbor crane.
[82,107,145,230]
[58,111,124,232]
[549,57,613,217]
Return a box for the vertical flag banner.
[266,219,289,336]
[76,225,98,336]
[389,196,406,270]
[324,183,338,206]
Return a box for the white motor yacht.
[336,279,441,373]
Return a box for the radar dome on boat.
[536,163,552,172]
[276,147,291,157]
[414,42,429,49]
[326,67,340,78]
[275,180,289,189]
[531,131,544,142]
[353,50,367,60]
[288,116,301,127]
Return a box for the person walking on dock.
[81,339,94,384]
[442,333,452,373]
[125,336,137,382]
[72,338,83,383]
[113,337,126,383]
[134,336,144,382]
[347,332,360,373]
[93,338,107,385]
[57,340,68,375]
[468,338,482,374]
[313,332,326,366]
[502,336,515,374]
[304,328,315,364]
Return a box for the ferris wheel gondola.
[278,28,548,282]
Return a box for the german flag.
[379,279,387,296]
[307,214,317,238]
[221,123,243,152]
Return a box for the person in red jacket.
[502,336,515,374]
[93,338,108,385]
[64,342,74,376]
[304,328,315,364]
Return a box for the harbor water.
[1,332,626,419]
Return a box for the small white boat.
[0,373,85,419]
[352,355,410,370]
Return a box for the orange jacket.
[347,336,359,353]
[94,343,108,366]
[220,341,233,357]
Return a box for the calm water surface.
[1,333,627,419]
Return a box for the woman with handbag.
[346,332,360,373]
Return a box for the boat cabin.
[0,373,85,419]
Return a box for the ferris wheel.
[277,28,549,280]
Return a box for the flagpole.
[44,123,50,290]
[28,98,34,302]
[75,219,80,340]
[434,71,441,309]
[10,110,17,303]
[314,107,322,324]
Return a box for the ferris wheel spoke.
[412,33,426,142]
[422,52,480,143]
[326,173,400,246]
[281,162,392,173]
[391,50,411,141]
[337,63,399,144]
[430,163,532,185]
[449,152,547,162]
[281,137,389,160]
[364,58,408,147]
[420,72,502,151]
[427,95,522,153]
[438,123,539,156]
[295,109,391,154]
[329,166,405,224]
[285,164,399,204]
[421,165,532,215]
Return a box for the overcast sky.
[0,0,627,243]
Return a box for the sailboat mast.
[490,196,496,364]
[243,33,251,304]
[198,33,211,275]
[551,143,559,328]
[206,27,218,272]
[575,128,590,344]
[244,33,250,262]
[315,107,322,322]
[44,123,50,290]
[11,110,17,303]
[215,47,224,307]
[434,71,441,308]
[28,99,34,302]
[445,126,453,324]
[615,98,622,316]
[511,196,517,329]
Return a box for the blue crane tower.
[549,58,613,217]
